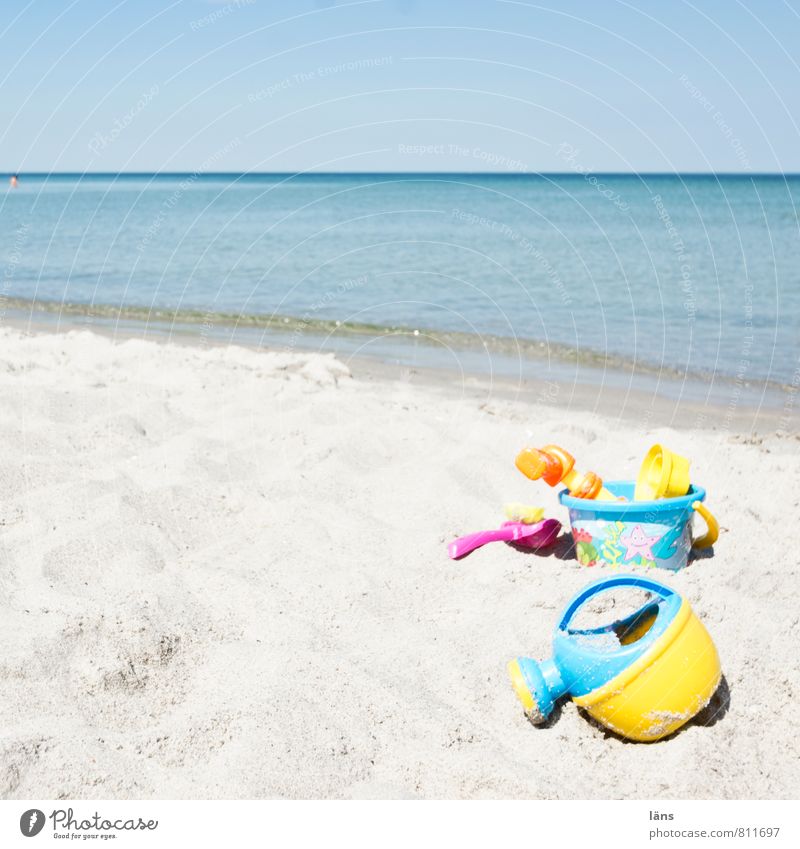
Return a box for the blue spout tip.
[508,657,565,724]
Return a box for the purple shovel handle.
[448,526,519,559]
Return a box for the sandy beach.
[1,325,798,800]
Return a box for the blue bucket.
[559,480,715,571]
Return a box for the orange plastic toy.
[515,444,615,501]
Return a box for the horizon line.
[3,170,799,178]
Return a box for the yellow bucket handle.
[691,501,719,549]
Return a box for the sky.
[1,0,799,173]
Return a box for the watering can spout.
[508,656,567,724]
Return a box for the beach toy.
[503,503,545,524]
[560,480,718,570]
[635,444,691,501]
[507,574,722,741]
[448,519,561,559]
[516,444,616,500]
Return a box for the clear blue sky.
[1,0,798,173]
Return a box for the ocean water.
[1,173,798,386]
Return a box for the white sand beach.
[1,326,797,799]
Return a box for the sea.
[2,173,798,399]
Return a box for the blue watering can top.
[552,574,683,697]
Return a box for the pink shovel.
[448,519,561,559]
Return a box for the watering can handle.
[691,501,719,549]
[557,574,676,630]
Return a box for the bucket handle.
[691,501,719,549]
[558,574,675,630]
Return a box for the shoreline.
[1,302,795,434]
[2,296,793,394]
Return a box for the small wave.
[1,295,792,395]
